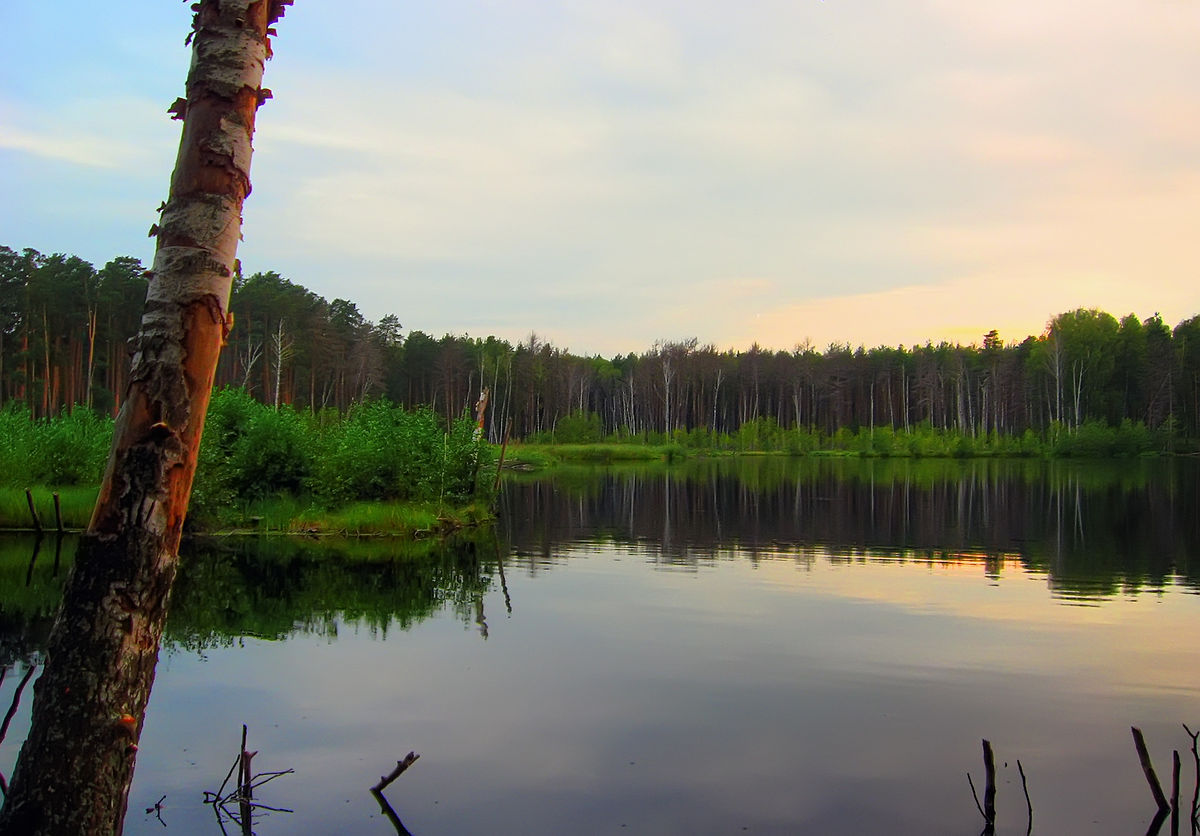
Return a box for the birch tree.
[0,2,291,833]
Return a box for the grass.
[504,442,683,468]
[0,486,492,538]
[286,500,440,536]
[0,486,99,531]
[201,494,493,537]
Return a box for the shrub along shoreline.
[0,388,495,535]
[0,392,1187,532]
[503,414,1181,468]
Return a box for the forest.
[3,243,1199,449]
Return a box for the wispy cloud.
[7,0,1200,354]
[0,97,173,169]
[0,126,120,168]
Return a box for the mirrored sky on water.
[106,545,1200,835]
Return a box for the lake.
[2,457,1199,834]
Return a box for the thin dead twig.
[1017,759,1033,836]
[1183,724,1199,834]
[372,751,420,794]
[204,724,293,832]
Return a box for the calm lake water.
[2,458,1199,834]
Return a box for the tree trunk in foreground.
[0,3,290,833]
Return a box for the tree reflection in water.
[499,458,1199,598]
[1,459,1198,832]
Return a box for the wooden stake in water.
[24,488,42,535]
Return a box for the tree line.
[4,243,1199,446]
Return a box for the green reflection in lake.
[1,459,1198,835]
[2,458,1196,660]
[500,456,1200,599]
[166,534,498,649]
[0,535,67,670]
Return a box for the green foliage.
[191,387,257,524]
[306,399,489,506]
[228,406,313,498]
[0,486,98,530]
[520,418,1172,460]
[0,403,111,487]
[553,411,604,443]
[0,403,36,485]
[1050,419,1158,458]
[190,389,490,529]
[40,408,111,485]
[312,401,436,502]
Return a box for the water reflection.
[0,459,1198,834]
[166,534,497,649]
[0,535,63,673]
[0,459,1195,663]
[500,457,1200,599]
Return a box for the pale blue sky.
[2,1,1198,355]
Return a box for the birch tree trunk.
[0,3,290,833]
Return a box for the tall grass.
[0,403,112,487]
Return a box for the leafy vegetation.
[190,388,493,529]
[0,403,112,486]
[513,415,1171,461]
[0,389,492,532]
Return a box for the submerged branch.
[370,752,421,836]
[1133,727,1172,814]
[203,725,292,832]
[1017,759,1032,836]
[372,752,420,794]
[1184,724,1199,833]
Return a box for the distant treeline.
[3,244,1199,446]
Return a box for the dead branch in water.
[1185,724,1200,835]
[372,752,420,794]
[0,664,37,750]
[967,739,997,834]
[1133,727,1172,815]
[203,725,293,833]
[23,488,41,535]
[371,752,421,836]
[1017,759,1032,836]
[0,663,38,799]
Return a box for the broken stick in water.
[1133,726,1172,815]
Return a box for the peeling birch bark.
[0,3,291,834]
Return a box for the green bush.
[1058,420,1116,457]
[310,401,485,505]
[192,387,259,523]
[227,406,313,499]
[0,403,37,485]
[1113,419,1152,457]
[554,411,603,443]
[35,408,112,484]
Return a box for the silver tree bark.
[0,2,290,833]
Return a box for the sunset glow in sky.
[2,1,1198,355]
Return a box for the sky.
[2,1,1198,357]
